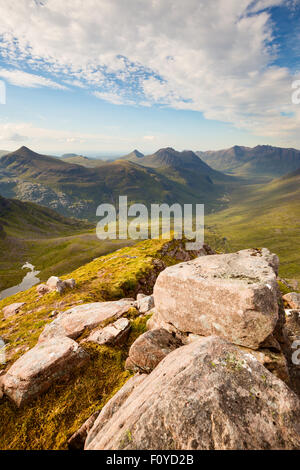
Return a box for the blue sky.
[0,0,299,156]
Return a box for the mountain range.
[0,146,235,219]
[197,145,300,180]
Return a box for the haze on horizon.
[0,0,300,155]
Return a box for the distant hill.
[61,154,106,168]
[121,149,144,162]
[1,146,95,183]
[0,146,234,218]
[197,145,300,180]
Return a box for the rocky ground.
[0,241,300,450]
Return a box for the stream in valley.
[0,262,40,300]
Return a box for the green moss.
[0,315,149,450]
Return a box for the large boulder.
[85,336,300,450]
[125,328,182,373]
[2,337,89,407]
[2,302,25,319]
[153,249,279,350]
[38,299,135,342]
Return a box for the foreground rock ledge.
[2,337,89,407]
[85,336,300,450]
[153,248,279,350]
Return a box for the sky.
[0,0,299,156]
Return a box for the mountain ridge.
[197,144,300,179]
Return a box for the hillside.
[0,195,132,292]
[197,145,300,180]
[205,169,300,288]
[0,146,234,219]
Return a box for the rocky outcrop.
[125,329,182,373]
[85,336,300,450]
[85,318,130,346]
[153,249,279,350]
[2,337,89,406]
[2,302,25,319]
[38,299,135,342]
[283,293,300,310]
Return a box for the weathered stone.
[2,337,89,406]
[85,318,130,346]
[137,293,147,301]
[2,302,25,319]
[63,278,76,289]
[85,336,300,450]
[68,411,100,450]
[125,328,182,373]
[37,284,51,295]
[238,347,290,384]
[153,249,279,350]
[137,295,154,314]
[46,276,65,293]
[39,299,135,342]
[283,293,300,310]
[0,374,4,400]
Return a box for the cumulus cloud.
[0,0,298,141]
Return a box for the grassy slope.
[0,238,191,450]
[205,171,300,287]
[0,196,132,290]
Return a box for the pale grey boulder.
[38,299,135,342]
[2,337,89,406]
[85,336,300,450]
[153,249,279,350]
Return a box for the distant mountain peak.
[132,149,144,158]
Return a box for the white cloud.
[0,68,66,89]
[93,90,134,106]
[0,0,299,142]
